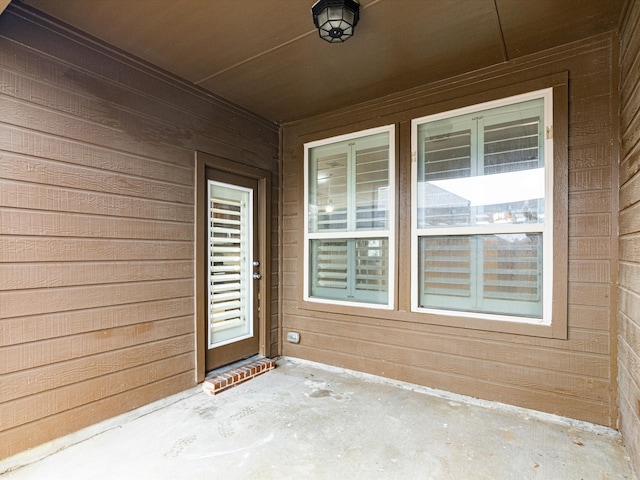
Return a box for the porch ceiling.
[18,0,624,124]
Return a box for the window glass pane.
[355,238,389,300]
[306,126,393,307]
[482,234,542,314]
[417,98,544,229]
[309,132,389,233]
[208,182,253,348]
[418,236,473,308]
[311,239,348,293]
[312,148,348,231]
[484,116,541,174]
[419,234,542,318]
[422,127,472,182]
[310,237,389,304]
[355,142,390,230]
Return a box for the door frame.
[195,151,272,382]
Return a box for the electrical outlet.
[287,332,300,344]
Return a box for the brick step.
[202,357,276,396]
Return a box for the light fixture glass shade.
[311,0,360,43]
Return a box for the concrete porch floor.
[2,358,637,480]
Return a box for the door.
[205,167,260,371]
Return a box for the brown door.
[205,167,260,371]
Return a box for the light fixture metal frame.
[311,0,361,43]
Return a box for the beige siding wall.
[0,6,278,459]
[619,0,640,472]
[282,34,619,427]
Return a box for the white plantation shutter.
[481,234,542,305]
[315,150,348,232]
[354,238,389,295]
[420,234,542,317]
[414,93,549,320]
[355,144,389,230]
[419,126,473,228]
[481,109,544,315]
[306,127,394,306]
[484,116,541,174]
[310,139,389,234]
[313,239,348,291]
[420,236,473,301]
[208,182,252,347]
[423,130,472,181]
[310,237,389,303]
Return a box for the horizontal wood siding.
[281,34,619,426]
[618,0,640,474]
[0,5,278,459]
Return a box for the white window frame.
[303,125,396,309]
[410,88,554,325]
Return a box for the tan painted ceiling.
[17,0,625,124]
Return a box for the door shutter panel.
[208,188,251,347]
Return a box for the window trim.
[303,124,396,310]
[410,88,555,325]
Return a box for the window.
[304,126,395,308]
[411,89,554,324]
[300,77,567,335]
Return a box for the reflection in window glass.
[310,238,389,304]
[417,99,544,229]
[309,132,390,233]
[306,127,394,306]
[419,234,542,318]
[413,93,550,321]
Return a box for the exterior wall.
[0,5,279,459]
[281,34,619,427]
[618,0,640,472]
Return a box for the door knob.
[253,273,262,280]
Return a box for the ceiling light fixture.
[311,0,360,43]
